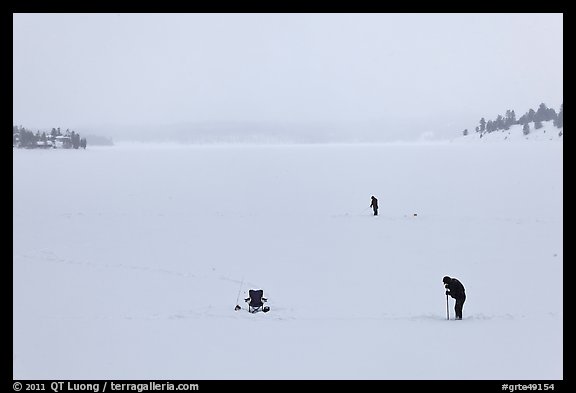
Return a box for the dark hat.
[442,276,451,284]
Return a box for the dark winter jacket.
[370,197,378,209]
[445,278,466,300]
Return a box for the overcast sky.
[13,13,563,140]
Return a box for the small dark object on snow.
[263,306,270,313]
[370,196,379,216]
[244,289,268,313]
[234,305,241,311]
[414,213,418,217]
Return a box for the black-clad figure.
[443,276,466,320]
[370,196,378,216]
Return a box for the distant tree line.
[13,125,87,149]
[463,103,563,137]
[83,134,114,146]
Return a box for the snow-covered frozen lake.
[13,141,563,379]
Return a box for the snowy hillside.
[13,142,563,380]
[453,120,563,143]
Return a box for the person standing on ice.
[443,276,466,320]
[370,195,378,216]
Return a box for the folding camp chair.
[244,289,268,313]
